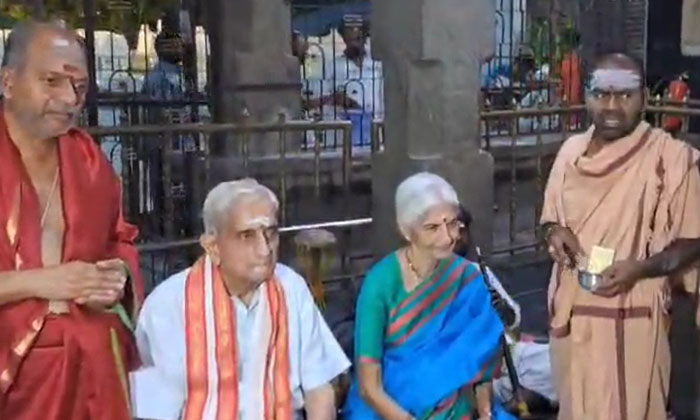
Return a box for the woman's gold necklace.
[405,248,438,282]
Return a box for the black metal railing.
[89,117,362,242]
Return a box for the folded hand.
[74,259,127,310]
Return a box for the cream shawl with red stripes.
[183,256,293,420]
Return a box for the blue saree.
[344,254,516,420]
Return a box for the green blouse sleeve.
[354,261,390,363]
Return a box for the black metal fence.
[115,100,700,289]
[89,117,363,240]
[480,101,700,256]
[11,1,700,284]
[0,0,585,148]
[291,0,583,148]
[135,217,372,293]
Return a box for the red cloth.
[559,52,583,130]
[560,52,582,105]
[662,79,691,132]
[0,108,144,420]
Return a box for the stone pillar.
[206,0,301,157]
[372,0,496,256]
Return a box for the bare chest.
[23,159,65,267]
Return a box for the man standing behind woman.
[344,172,515,420]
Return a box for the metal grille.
[624,0,648,64]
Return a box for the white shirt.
[492,340,556,403]
[303,50,383,147]
[328,52,384,117]
[130,263,351,420]
[304,50,383,117]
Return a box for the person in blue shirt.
[141,32,187,102]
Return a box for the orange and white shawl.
[183,256,293,420]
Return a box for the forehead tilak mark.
[240,216,275,230]
[589,69,641,91]
[52,37,70,47]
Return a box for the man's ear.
[200,233,221,266]
[1,68,15,100]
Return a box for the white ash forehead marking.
[241,216,275,230]
[589,69,641,91]
[52,38,71,47]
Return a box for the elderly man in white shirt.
[130,178,350,420]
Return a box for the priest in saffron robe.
[130,179,350,420]
[541,53,700,420]
[0,21,144,420]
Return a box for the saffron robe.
[541,121,700,420]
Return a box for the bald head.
[1,20,88,141]
[2,20,84,71]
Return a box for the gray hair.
[395,172,459,232]
[1,20,79,70]
[202,179,279,234]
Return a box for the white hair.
[202,179,279,234]
[395,172,459,232]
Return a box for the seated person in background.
[453,206,557,413]
[492,337,558,414]
[343,172,516,420]
[130,179,350,420]
[453,205,521,330]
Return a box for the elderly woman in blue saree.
[344,172,515,420]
